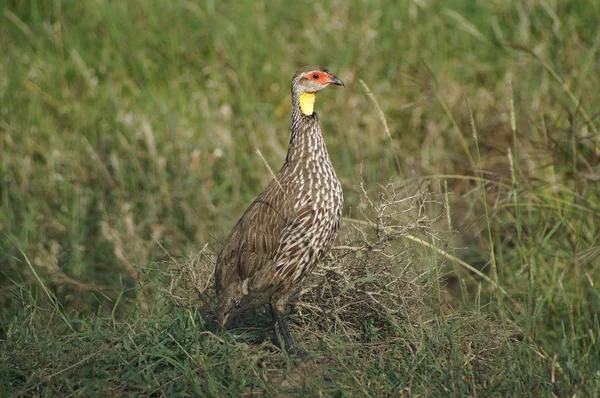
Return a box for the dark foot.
[294,349,309,359]
[252,334,267,345]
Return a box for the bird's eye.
[312,73,320,79]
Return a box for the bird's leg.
[270,304,282,348]
[270,303,297,354]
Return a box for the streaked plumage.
[215,66,344,353]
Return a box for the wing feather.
[215,177,292,295]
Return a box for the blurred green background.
[1,0,599,395]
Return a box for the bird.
[215,66,345,353]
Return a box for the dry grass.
[164,178,439,333]
[162,178,519,362]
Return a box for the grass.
[1,0,599,395]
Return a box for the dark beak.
[329,75,345,87]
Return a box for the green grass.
[1,0,599,396]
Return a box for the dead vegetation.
[162,178,521,369]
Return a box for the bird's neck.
[284,104,327,166]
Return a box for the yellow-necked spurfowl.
[215,66,344,353]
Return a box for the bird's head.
[291,66,344,115]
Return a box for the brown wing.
[215,176,293,297]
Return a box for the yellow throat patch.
[299,92,316,115]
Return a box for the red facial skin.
[306,71,334,85]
